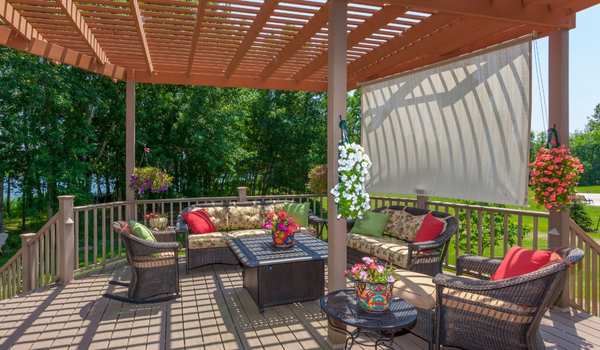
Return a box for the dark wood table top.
[228,232,328,268]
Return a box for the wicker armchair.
[433,248,584,350]
[104,222,180,303]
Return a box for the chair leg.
[103,292,178,304]
[108,280,129,287]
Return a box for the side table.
[320,289,417,349]
[152,226,177,243]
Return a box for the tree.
[571,103,600,186]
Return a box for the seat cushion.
[347,234,410,269]
[228,206,262,230]
[227,229,269,239]
[381,209,426,241]
[347,233,380,255]
[392,269,436,310]
[188,232,229,249]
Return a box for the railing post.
[20,233,37,292]
[58,195,75,284]
[237,187,248,203]
[416,194,429,210]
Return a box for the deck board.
[0,263,598,350]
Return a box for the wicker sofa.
[347,206,458,276]
[177,201,294,271]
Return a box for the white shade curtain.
[361,40,532,205]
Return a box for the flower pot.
[355,281,393,312]
[149,217,168,230]
[272,229,295,248]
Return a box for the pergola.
[1,0,598,344]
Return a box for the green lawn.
[577,185,600,194]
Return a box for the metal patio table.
[320,289,417,349]
[228,232,328,311]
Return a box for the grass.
[0,214,48,266]
[577,185,600,194]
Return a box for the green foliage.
[458,203,527,254]
[569,200,594,232]
[571,103,600,186]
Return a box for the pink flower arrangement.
[263,210,299,246]
[529,146,584,211]
[346,257,395,284]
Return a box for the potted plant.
[145,212,168,230]
[347,257,396,312]
[262,210,299,248]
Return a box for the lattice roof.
[0,0,597,91]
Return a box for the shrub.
[307,164,327,194]
[569,200,594,232]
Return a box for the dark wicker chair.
[433,247,584,350]
[104,222,180,303]
[347,206,458,276]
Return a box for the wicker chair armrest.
[407,239,444,251]
[125,233,180,256]
[456,255,503,277]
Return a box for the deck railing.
[1,192,598,315]
[569,219,600,316]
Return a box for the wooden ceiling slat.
[0,0,45,40]
[130,0,153,73]
[186,0,208,76]
[224,0,277,78]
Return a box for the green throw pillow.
[350,211,390,237]
[129,220,157,242]
[283,202,310,227]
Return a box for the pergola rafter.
[0,0,43,41]
[224,0,277,79]
[54,0,108,64]
[258,1,330,81]
[186,0,208,76]
[130,0,153,74]
[293,4,407,82]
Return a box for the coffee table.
[228,232,328,311]
[320,289,417,349]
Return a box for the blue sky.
[531,4,600,133]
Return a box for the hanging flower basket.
[330,143,372,220]
[129,167,173,195]
[529,145,583,211]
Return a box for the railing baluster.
[593,251,598,316]
[102,207,106,263]
[477,210,483,256]
[39,234,45,285]
[465,208,472,255]
[110,206,115,258]
[585,245,591,313]
[84,209,89,267]
[118,206,122,256]
[489,212,495,259]
[170,202,174,226]
[74,210,80,269]
[532,216,539,250]
[93,209,98,265]
[50,223,56,277]
[517,215,523,246]
[577,235,584,308]
[503,214,509,255]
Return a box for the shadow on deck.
[0,263,599,349]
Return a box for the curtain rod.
[358,33,537,88]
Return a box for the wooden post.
[20,233,37,292]
[327,0,347,346]
[237,187,248,203]
[548,29,570,307]
[416,192,429,209]
[58,195,75,284]
[126,80,136,220]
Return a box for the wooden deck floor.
[0,263,599,350]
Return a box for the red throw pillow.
[491,247,563,281]
[183,210,216,234]
[414,213,445,242]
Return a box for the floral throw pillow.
[382,209,426,242]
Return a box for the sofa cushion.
[392,269,436,310]
[491,246,562,281]
[347,233,380,255]
[414,213,446,242]
[370,236,410,269]
[283,202,310,227]
[129,220,156,242]
[188,232,229,249]
[228,206,262,230]
[227,229,269,239]
[193,207,229,231]
[350,211,389,237]
[382,209,425,241]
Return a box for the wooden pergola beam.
[348,14,456,81]
[0,25,126,80]
[187,0,208,76]
[224,0,277,79]
[259,2,329,80]
[130,0,153,73]
[293,4,406,82]
[393,0,574,28]
[55,0,108,64]
[0,0,44,41]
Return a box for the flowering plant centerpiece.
[144,212,168,230]
[530,145,584,211]
[262,210,299,248]
[347,257,395,312]
[330,143,372,220]
[130,167,173,195]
